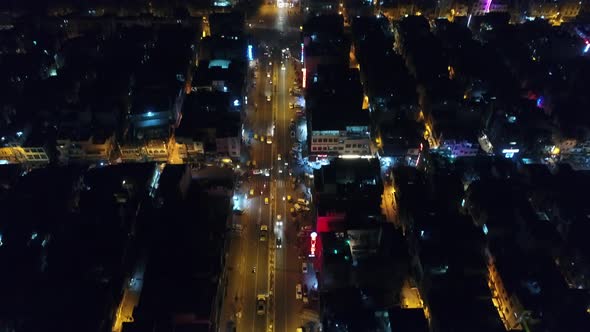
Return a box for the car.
[287,195,292,202]
[256,295,266,315]
[266,137,273,144]
[290,207,296,216]
[254,134,259,140]
[249,189,255,196]
[276,214,283,226]
[297,198,309,206]
[264,197,269,205]
[252,160,257,167]
[260,225,268,241]
[281,65,286,71]
[277,153,282,160]
[296,284,303,299]
[276,237,282,248]
[289,103,294,109]
[267,73,271,78]
[302,284,309,303]
[260,135,265,142]
[290,131,296,137]
[267,95,271,102]
[302,262,308,273]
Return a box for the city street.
[220,3,316,332]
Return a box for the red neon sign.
[310,231,317,257]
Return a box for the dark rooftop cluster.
[0,163,157,331]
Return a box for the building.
[314,158,384,232]
[56,128,114,163]
[307,65,370,159]
[191,59,246,113]
[128,85,183,141]
[208,12,245,39]
[123,176,229,332]
[427,104,481,157]
[378,117,425,167]
[301,0,340,17]
[177,92,241,161]
[302,14,349,86]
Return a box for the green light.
[346,239,350,244]
[333,249,338,254]
[344,256,349,260]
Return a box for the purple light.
[484,0,493,13]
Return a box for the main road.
[220,3,309,332]
[252,4,312,332]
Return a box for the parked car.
[297,198,309,206]
[256,295,266,315]
[296,284,303,299]
[302,262,308,273]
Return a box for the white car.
[296,284,303,299]
[302,262,308,274]
[267,96,271,102]
[276,214,283,226]
[266,137,273,144]
[277,153,282,161]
